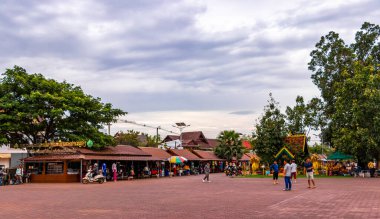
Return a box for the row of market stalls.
[23,145,253,183]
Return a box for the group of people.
[0,165,26,186]
[270,158,316,191]
[224,163,243,177]
[88,162,118,182]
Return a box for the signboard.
[21,141,86,148]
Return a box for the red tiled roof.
[163,135,179,141]
[238,154,251,161]
[24,154,85,161]
[193,150,224,161]
[83,155,156,161]
[207,139,220,148]
[169,149,203,161]
[181,131,203,141]
[24,154,157,161]
[139,147,172,160]
[77,145,150,156]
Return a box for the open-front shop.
[167,148,203,175]
[24,154,84,183]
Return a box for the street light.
[172,122,190,148]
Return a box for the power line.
[115,119,179,135]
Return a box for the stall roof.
[139,147,171,160]
[236,154,251,161]
[193,150,223,161]
[169,149,203,161]
[83,155,156,161]
[24,154,85,161]
[77,145,150,156]
[239,154,251,161]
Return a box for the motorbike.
[82,170,105,184]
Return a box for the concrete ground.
[1,173,380,219]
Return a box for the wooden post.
[80,159,83,183]
[42,161,46,175]
[63,160,68,175]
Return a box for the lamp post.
[172,122,190,148]
[261,165,265,176]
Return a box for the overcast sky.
[1,0,380,138]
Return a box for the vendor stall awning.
[327,152,354,160]
[77,145,150,156]
[239,154,251,161]
[83,155,157,161]
[24,154,85,161]
[193,150,224,161]
[139,147,172,160]
[169,149,203,161]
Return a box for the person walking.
[290,160,297,183]
[202,163,211,183]
[283,160,292,191]
[270,161,279,184]
[112,163,117,182]
[304,158,316,189]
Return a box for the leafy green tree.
[145,134,161,147]
[253,93,287,164]
[114,130,141,146]
[286,96,314,135]
[308,143,333,156]
[215,130,245,161]
[308,22,380,166]
[0,66,125,148]
[333,61,380,166]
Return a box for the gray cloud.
[229,110,255,115]
[1,0,379,117]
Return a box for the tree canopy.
[0,66,126,148]
[308,22,380,165]
[215,130,245,161]
[253,93,287,164]
[114,130,161,147]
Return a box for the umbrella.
[168,156,187,164]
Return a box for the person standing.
[283,160,292,191]
[202,163,211,182]
[270,161,279,184]
[112,163,117,182]
[304,158,316,189]
[102,163,107,182]
[15,165,23,184]
[290,160,297,183]
[0,168,3,186]
[368,161,375,177]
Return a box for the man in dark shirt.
[270,161,279,184]
[304,158,316,189]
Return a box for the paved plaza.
[1,174,380,219]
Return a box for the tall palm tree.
[215,130,245,161]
